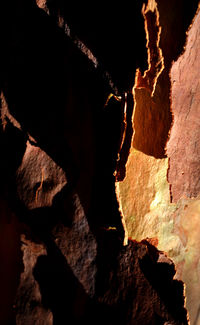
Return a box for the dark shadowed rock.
[0,0,194,324]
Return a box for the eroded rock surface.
[167,8,200,202]
[118,1,200,324]
[0,0,194,324]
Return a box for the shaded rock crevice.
[0,0,194,324]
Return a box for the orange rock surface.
[118,2,200,324]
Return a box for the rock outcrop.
[1,0,199,324]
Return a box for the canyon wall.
[0,0,199,324]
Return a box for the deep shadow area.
[45,0,148,93]
[1,0,129,237]
[139,240,187,324]
[0,3,133,322]
[0,1,192,324]
[33,235,93,325]
[0,121,26,325]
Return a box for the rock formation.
[0,0,199,324]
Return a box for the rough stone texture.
[119,152,200,324]
[133,0,200,158]
[0,0,195,324]
[118,2,200,325]
[14,229,189,325]
[166,6,200,324]
[16,141,67,210]
[95,238,188,325]
[119,150,172,242]
[15,236,53,325]
[167,8,200,202]
[133,0,171,158]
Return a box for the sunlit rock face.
[0,0,198,324]
[167,8,200,202]
[118,2,200,325]
[167,8,200,324]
